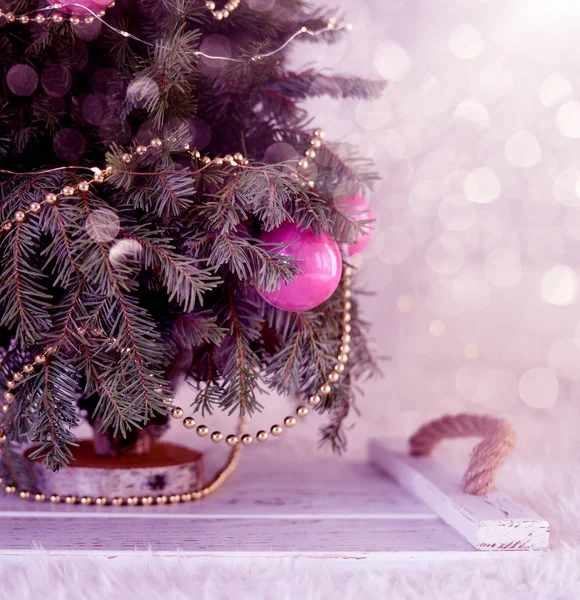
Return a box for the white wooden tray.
[0,442,548,561]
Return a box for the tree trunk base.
[26,441,204,499]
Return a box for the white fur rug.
[1,550,579,600]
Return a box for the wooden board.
[0,448,545,560]
[369,440,550,551]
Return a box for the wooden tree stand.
[26,441,204,499]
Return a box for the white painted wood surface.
[0,448,544,560]
[369,440,550,551]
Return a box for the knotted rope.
[409,414,517,495]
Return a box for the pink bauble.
[50,0,113,15]
[258,223,342,312]
[341,194,375,255]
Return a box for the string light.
[0,129,325,214]
[0,4,352,62]
[0,138,253,238]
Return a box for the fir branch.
[0,203,52,344]
[26,353,80,471]
[0,441,36,490]
[265,70,387,102]
[172,311,226,349]
[122,229,220,311]
[74,194,169,423]
[316,142,379,189]
[140,29,201,128]
[319,386,351,455]
[262,305,337,397]
[39,201,83,288]
[214,289,265,416]
[209,234,298,291]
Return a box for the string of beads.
[204,0,240,21]
[169,263,354,446]
[297,128,324,176]
[0,129,324,236]
[0,3,110,26]
[0,0,237,25]
[0,421,245,506]
[0,137,250,236]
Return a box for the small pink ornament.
[49,0,113,15]
[340,194,375,255]
[258,222,342,312]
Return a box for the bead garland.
[169,263,354,447]
[296,128,324,185]
[0,3,111,27]
[0,129,325,236]
[0,421,245,506]
[0,137,250,237]
[204,0,240,21]
[0,0,237,27]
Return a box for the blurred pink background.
[162,0,580,467]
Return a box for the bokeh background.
[168,0,580,467]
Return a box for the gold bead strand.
[175,263,353,444]
[0,4,113,28]
[1,417,246,506]
[205,0,241,21]
[187,147,249,168]
[0,174,107,240]
[1,138,255,239]
[297,129,324,175]
[1,348,56,415]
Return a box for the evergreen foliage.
[0,0,384,478]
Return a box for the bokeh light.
[453,98,491,133]
[464,167,501,204]
[541,265,578,306]
[6,65,38,96]
[373,41,412,81]
[85,209,120,243]
[518,367,559,408]
[109,239,143,268]
[448,24,484,60]
[504,131,542,168]
[429,320,445,337]
[539,73,572,109]
[556,101,580,139]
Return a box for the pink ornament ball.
[49,0,114,16]
[258,222,342,312]
[341,194,375,255]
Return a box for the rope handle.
[409,413,517,495]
